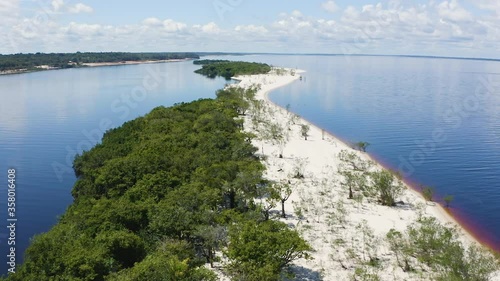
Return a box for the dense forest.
[0,52,199,72]
[2,84,310,281]
[193,60,271,80]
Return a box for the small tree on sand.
[257,185,279,221]
[354,141,370,152]
[422,186,434,202]
[338,150,372,199]
[263,121,289,158]
[273,181,292,218]
[300,124,310,140]
[370,170,404,206]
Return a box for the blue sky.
[2,0,500,58]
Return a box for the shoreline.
[80,58,191,67]
[233,69,499,280]
[0,58,192,76]
[248,71,481,246]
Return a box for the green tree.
[256,184,279,221]
[386,229,413,272]
[193,225,227,268]
[226,220,311,280]
[264,121,288,158]
[422,186,434,202]
[300,124,310,140]
[273,181,293,218]
[370,170,404,206]
[354,141,370,152]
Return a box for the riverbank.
[80,58,191,67]
[234,69,500,280]
[0,58,191,76]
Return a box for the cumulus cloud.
[1,1,500,58]
[235,25,268,33]
[68,3,93,14]
[199,22,221,34]
[436,0,473,22]
[162,19,187,33]
[66,22,102,37]
[51,0,64,12]
[322,1,340,13]
[142,17,162,26]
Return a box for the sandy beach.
[0,59,191,76]
[231,69,500,280]
[80,58,191,67]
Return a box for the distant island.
[193,59,271,80]
[0,52,200,75]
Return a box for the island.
[0,52,200,75]
[3,61,499,281]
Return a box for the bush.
[370,170,404,206]
[226,220,311,280]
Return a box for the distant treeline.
[0,52,200,72]
[194,60,271,80]
[193,59,230,65]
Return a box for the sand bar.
[233,68,499,280]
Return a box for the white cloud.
[51,0,64,12]
[291,10,303,18]
[66,22,102,37]
[68,3,93,14]
[200,22,220,34]
[0,0,18,14]
[322,1,339,13]
[142,17,162,26]
[436,0,474,22]
[2,2,500,58]
[162,19,187,33]
[235,25,268,33]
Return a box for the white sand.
[229,69,500,280]
[81,58,190,67]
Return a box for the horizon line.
[2,51,500,63]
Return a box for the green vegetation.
[335,148,499,280]
[338,150,372,200]
[3,85,310,280]
[193,59,230,65]
[353,141,370,152]
[0,52,199,72]
[226,220,311,280]
[422,186,435,202]
[386,217,499,280]
[300,124,310,140]
[444,195,454,208]
[194,60,271,80]
[370,170,404,206]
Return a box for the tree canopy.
[194,60,271,80]
[3,85,310,281]
[0,52,199,72]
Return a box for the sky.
[1,0,500,58]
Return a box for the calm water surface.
[0,61,230,273]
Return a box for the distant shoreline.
[80,58,192,67]
[0,58,193,76]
